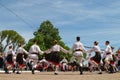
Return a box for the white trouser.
[73,51,83,66]
[29,54,38,69]
[105,54,113,65]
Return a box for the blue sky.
[0,0,120,51]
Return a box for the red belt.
[31,53,38,54]
[75,49,83,51]
[106,52,111,55]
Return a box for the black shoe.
[32,69,35,74]
[54,73,58,75]
[98,72,102,74]
[109,71,113,74]
[13,69,16,73]
[16,72,21,74]
[5,71,11,74]
[80,72,83,75]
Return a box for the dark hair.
[9,45,13,49]
[54,40,58,44]
[94,41,98,45]
[76,36,80,41]
[33,40,37,43]
[111,46,114,49]
[106,41,110,44]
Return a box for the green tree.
[34,20,61,49]
[0,30,25,52]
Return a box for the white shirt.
[105,45,112,54]
[40,58,48,63]
[60,58,68,63]
[6,49,15,56]
[46,44,68,54]
[88,45,101,53]
[16,47,28,54]
[29,44,43,54]
[71,41,86,51]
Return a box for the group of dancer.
[1,36,120,75]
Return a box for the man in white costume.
[29,40,44,74]
[104,41,113,73]
[70,36,86,75]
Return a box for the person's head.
[105,41,110,45]
[18,43,22,47]
[76,36,80,41]
[54,40,58,44]
[117,48,120,54]
[9,45,13,49]
[94,41,98,46]
[33,40,37,44]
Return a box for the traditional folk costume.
[68,56,78,71]
[117,53,120,71]
[0,53,4,68]
[39,57,48,71]
[45,43,68,75]
[104,42,114,73]
[70,40,86,75]
[29,43,43,74]
[16,46,28,74]
[105,45,113,64]
[60,57,68,71]
[88,44,102,74]
[5,47,15,73]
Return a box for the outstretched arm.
[60,46,69,54]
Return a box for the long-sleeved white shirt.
[16,47,28,54]
[6,49,15,56]
[45,44,68,54]
[71,41,86,52]
[88,45,101,53]
[29,44,43,54]
[105,45,112,54]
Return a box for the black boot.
[13,68,16,73]
[16,71,21,74]
[109,64,113,73]
[5,68,10,74]
[32,68,35,74]
[79,66,83,75]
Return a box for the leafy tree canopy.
[0,30,25,52]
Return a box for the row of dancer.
[4,36,117,75]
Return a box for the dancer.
[88,41,102,74]
[70,36,86,75]
[60,56,68,71]
[45,40,68,75]
[16,43,28,74]
[116,48,120,71]
[29,40,44,74]
[5,45,15,74]
[104,41,113,73]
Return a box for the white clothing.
[29,44,43,60]
[29,44,43,54]
[71,41,86,51]
[105,45,113,60]
[88,45,101,53]
[71,41,86,57]
[60,58,68,64]
[16,47,28,54]
[45,44,68,54]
